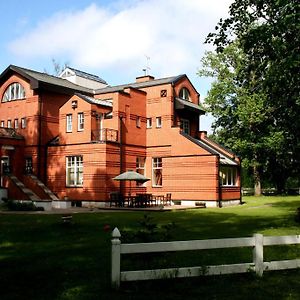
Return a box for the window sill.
[66,185,83,188]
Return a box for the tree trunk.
[253,165,262,196]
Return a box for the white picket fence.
[111,227,300,289]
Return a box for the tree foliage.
[200,0,300,192]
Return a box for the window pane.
[78,113,84,131]
[156,117,162,128]
[152,158,162,186]
[66,114,72,132]
[147,118,152,128]
[2,83,26,102]
[66,156,83,186]
[154,169,162,186]
[219,167,237,186]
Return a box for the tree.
[44,59,69,76]
[199,42,277,195]
[202,0,300,193]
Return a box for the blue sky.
[0,0,233,132]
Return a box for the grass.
[0,195,300,299]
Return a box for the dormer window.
[179,87,190,101]
[2,82,25,102]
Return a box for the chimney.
[136,75,155,83]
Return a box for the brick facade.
[0,65,241,207]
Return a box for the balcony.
[91,128,119,143]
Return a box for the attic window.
[160,90,167,97]
[2,82,25,102]
[179,87,190,101]
[72,100,78,109]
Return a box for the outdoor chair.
[109,192,124,207]
[135,194,146,208]
[164,193,172,206]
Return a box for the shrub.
[6,200,44,211]
[122,214,177,243]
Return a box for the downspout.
[171,83,176,127]
[37,93,43,179]
[217,155,222,208]
[238,158,242,204]
[119,115,124,195]
[44,138,52,185]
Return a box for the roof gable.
[0,65,94,95]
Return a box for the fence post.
[253,233,264,277]
[111,227,121,289]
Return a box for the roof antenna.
[143,55,151,76]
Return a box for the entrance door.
[1,156,10,186]
[180,119,190,135]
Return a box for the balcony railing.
[91,128,119,143]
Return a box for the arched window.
[179,87,190,101]
[2,82,26,102]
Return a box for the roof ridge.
[95,74,186,94]
[8,65,94,94]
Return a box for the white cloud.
[8,0,234,133]
[9,0,233,80]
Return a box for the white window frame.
[21,118,26,129]
[14,119,19,129]
[77,112,84,131]
[156,117,162,128]
[2,82,26,102]
[219,166,237,186]
[180,119,190,135]
[7,120,11,128]
[66,156,83,187]
[146,118,152,129]
[179,87,191,101]
[66,114,73,132]
[152,157,162,187]
[136,157,146,186]
[0,121,4,127]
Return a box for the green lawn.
[1,195,300,300]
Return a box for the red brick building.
[0,65,241,207]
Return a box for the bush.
[6,200,44,211]
[122,214,177,243]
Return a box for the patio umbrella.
[113,170,150,195]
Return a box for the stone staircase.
[27,175,59,200]
[8,175,40,200]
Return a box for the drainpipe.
[238,158,242,204]
[44,138,52,185]
[172,83,176,127]
[119,115,124,195]
[37,93,43,179]
[217,155,222,208]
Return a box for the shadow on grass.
[1,197,300,300]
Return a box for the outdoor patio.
[109,192,172,208]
